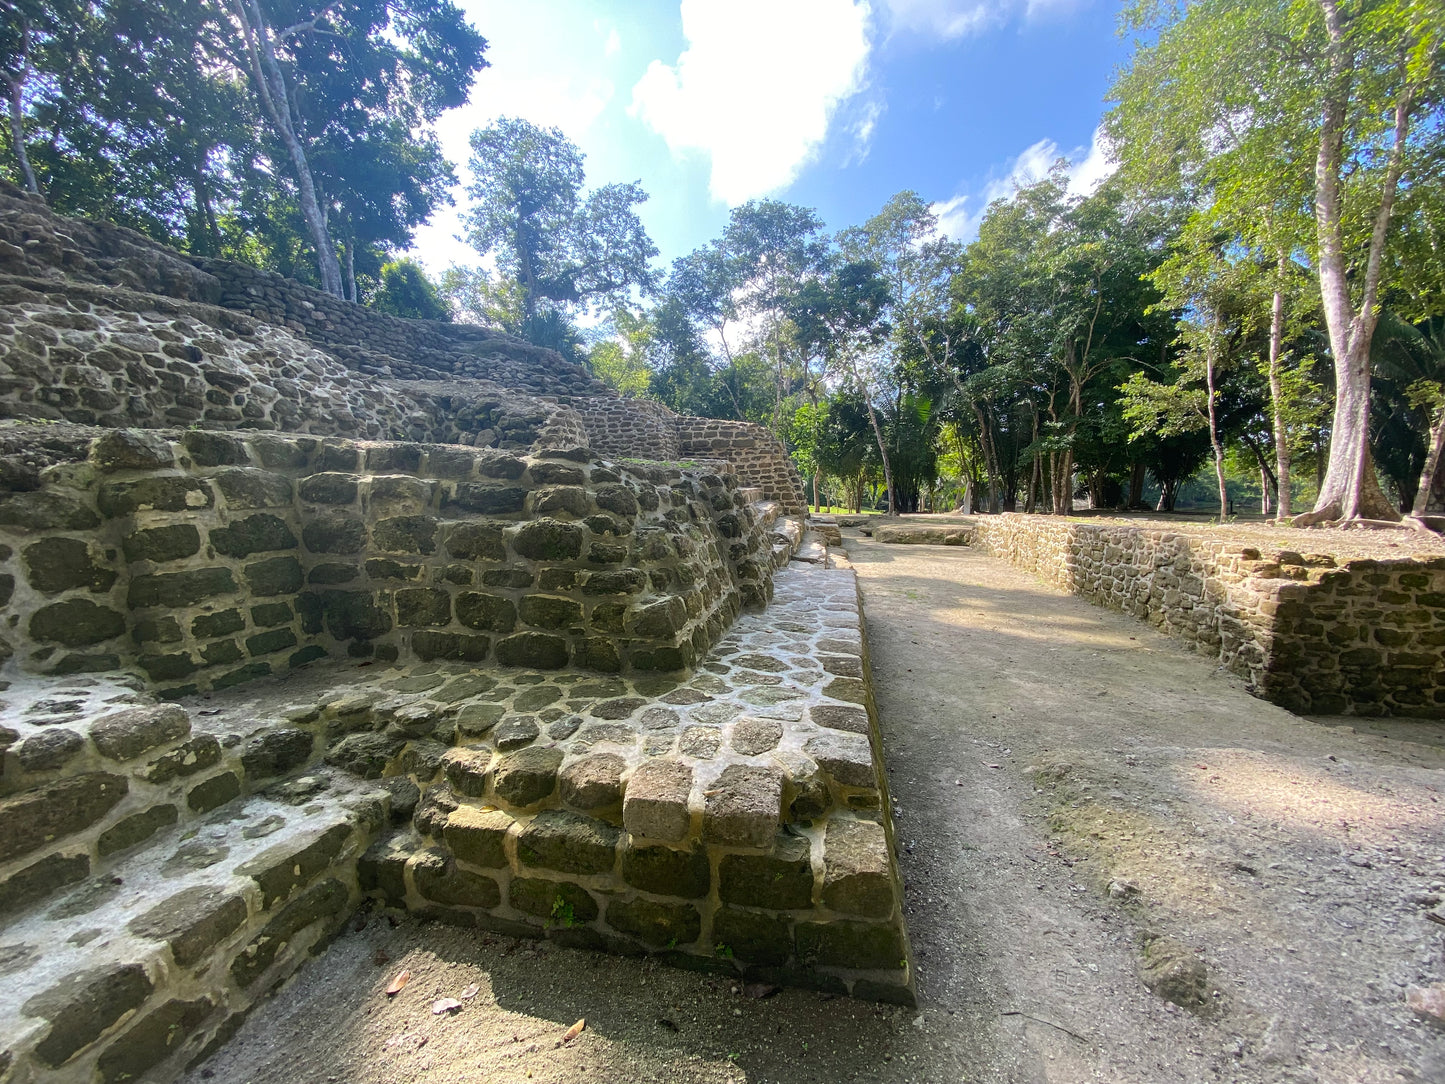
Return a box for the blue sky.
[409,0,1133,275]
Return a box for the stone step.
[791,538,829,565]
[0,773,387,1083]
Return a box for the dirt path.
[185,538,1445,1084]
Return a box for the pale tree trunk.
[4,16,38,195]
[1300,0,1414,524]
[1266,257,1292,519]
[848,357,895,516]
[1205,349,1229,517]
[1411,409,1445,516]
[232,0,345,298]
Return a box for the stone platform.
[0,562,913,1083]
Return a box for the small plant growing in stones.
[549,895,577,929]
[714,943,734,960]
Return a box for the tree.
[1110,0,1445,524]
[464,117,657,322]
[587,308,654,398]
[372,258,449,320]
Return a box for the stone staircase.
[0,546,916,1082]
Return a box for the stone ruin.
[0,185,914,1082]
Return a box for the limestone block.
[516,810,620,875]
[623,759,694,841]
[22,963,155,1068]
[821,818,893,918]
[444,806,514,868]
[0,772,128,863]
[702,764,783,849]
[128,885,248,966]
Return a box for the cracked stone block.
[230,879,350,988]
[516,810,620,875]
[605,897,701,948]
[622,759,694,842]
[719,831,814,910]
[444,806,513,868]
[128,885,248,967]
[23,963,155,1068]
[621,842,710,899]
[492,746,564,807]
[90,704,191,761]
[804,732,876,789]
[0,772,128,864]
[559,753,626,811]
[15,728,84,772]
[702,764,782,849]
[144,736,222,783]
[236,822,350,907]
[411,849,501,909]
[730,717,783,755]
[821,818,894,918]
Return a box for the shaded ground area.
[185,537,1445,1084]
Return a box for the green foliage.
[371,259,450,321]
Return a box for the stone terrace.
[0,562,912,1083]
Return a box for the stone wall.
[879,515,1445,718]
[0,183,607,398]
[571,397,682,461]
[676,417,807,516]
[0,426,781,696]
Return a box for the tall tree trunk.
[6,78,37,195]
[849,360,895,516]
[1266,255,1292,519]
[1301,1,1413,523]
[343,234,357,303]
[1205,349,1229,517]
[1411,408,1445,517]
[1260,464,1272,515]
[233,0,344,297]
[1128,461,1145,509]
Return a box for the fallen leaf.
[460,983,480,1000]
[432,998,463,1015]
[561,1018,585,1044]
[385,969,411,996]
[742,983,779,1000]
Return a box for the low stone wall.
[879,514,1445,718]
[0,426,781,696]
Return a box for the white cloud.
[629,0,872,205]
[930,125,1116,241]
[603,26,621,58]
[880,0,1085,38]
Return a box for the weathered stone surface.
[496,632,569,669]
[23,963,155,1067]
[358,837,409,901]
[509,877,598,923]
[795,920,905,970]
[187,771,240,812]
[411,630,489,661]
[679,726,722,758]
[621,842,710,899]
[96,996,214,1084]
[821,818,893,918]
[442,747,493,797]
[92,429,173,471]
[455,701,505,735]
[91,704,191,761]
[444,806,512,868]
[301,510,367,554]
[230,878,349,988]
[719,832,814,910]
[731,717,783,755]
[213,468,293,509]
[144,735,222,783]
[494,714,541,751]
[298,472,358,505]
[519,594,583,629]
[1139,937,1210,1011]
[445,522,507,560]
[712,907,792,965]
[129,885,248,966]
[809,704,870,734]
[559,753,626,810]
[127,567,236,608]
[123,523,202,564]
[0,772,128,863]
[455,592,517,632]
[491,745,564,807]
[512,519,583,561]
[412,849,501,908]
[516,810,620,875]
[236,822,351,906]
[16,727,85,772]
[29,598,126,646]
[622,759,694,842]
[99,476,213,516]
[210,514,297,558]
[0,852,90,914]
[395,587,451,626]
[605,897,700,947]
[325,732,405,778]
[0,491,100,531]
[98,804,179,856]
[23,537,116,593]
[240,728,315,780]
[804,732,876,788]
[702,764,782,849]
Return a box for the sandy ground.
[185,537,1445,1084]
